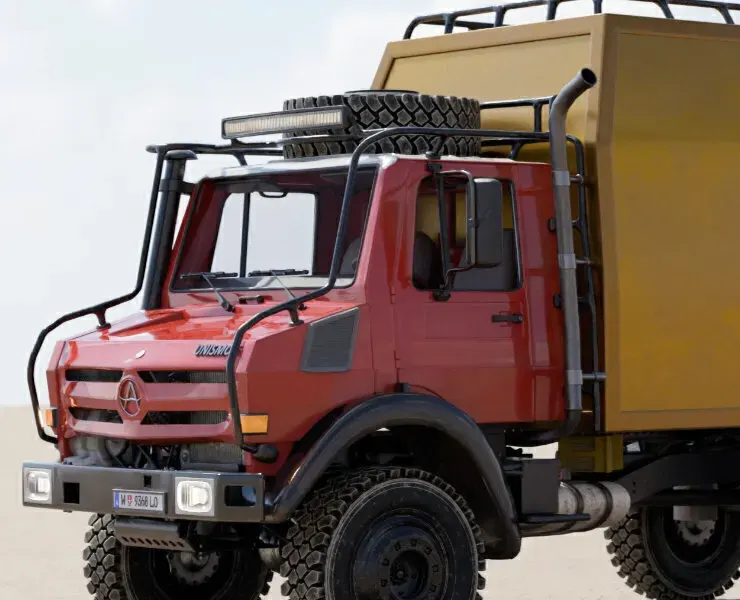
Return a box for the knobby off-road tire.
[83,514,272,600]
[605,507,740,599]
[282,92,481,159]
[279,467,486,600]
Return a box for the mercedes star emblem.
[118,378,143,417]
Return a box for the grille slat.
[66,369,123,383]
[142,411,228,425]
[64,369,227,384]
[139,371,227,384]
[71,408,228,426]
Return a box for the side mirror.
[465,178,504,268]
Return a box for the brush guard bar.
[27,141,281,444]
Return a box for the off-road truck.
[21,1,740,599]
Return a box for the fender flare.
[263,392,521,558]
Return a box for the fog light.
[23,468,53,504]
[175,478,214,516]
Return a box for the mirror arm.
[427,163,452,284]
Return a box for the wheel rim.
[123,546,242,600]
[662,511,728,566]
[168,551,221,586]
[352,513,449,600]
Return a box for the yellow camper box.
[373,13,740,433]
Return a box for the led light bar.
[222,106,348,139]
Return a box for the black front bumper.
[21,461,265,522]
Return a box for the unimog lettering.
[194,344,230,357]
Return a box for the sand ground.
[4,405,726,600]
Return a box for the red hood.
[62,300,361,371]
[53,299,364,448]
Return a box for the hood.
[61,300,362,371]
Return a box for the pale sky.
[2,0,728,408]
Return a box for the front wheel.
[605,506,740,599]
[279,467,486,600]
[83,514,272,600]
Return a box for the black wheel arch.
[264,392,521,559]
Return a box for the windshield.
[172,166,378,293]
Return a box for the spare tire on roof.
[281,91,481,159]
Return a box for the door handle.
[492,313,523,324]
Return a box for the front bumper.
[21,461,265,522]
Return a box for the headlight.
[23,468,53,504]
[175,478,214,516]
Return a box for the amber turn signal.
[240,414,268,435]
[39,408,58,428]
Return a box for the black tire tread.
[278,466,486,600]
[604,511,739,600]
[83,514,274,600]
[84,514,127,600]
[282,92,481,159]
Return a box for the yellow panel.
[558,435,623,473]
[602,29,740,429]
[375,14,740,432]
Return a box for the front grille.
[69,408,121,422]
[138,371,227,384]
[66,369,123,382]
[64,369,227,384]
[141,411,228,425]
[71,408,227,426]
[67,409,242,469]
[182,442,244,467]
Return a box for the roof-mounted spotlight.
[221,105,348,140]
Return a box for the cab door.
[392,162,537,425]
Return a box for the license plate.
[113,490,165,514]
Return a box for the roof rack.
[145,140,282,165]
[403,0,740,38]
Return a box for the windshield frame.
[168,161,381,298]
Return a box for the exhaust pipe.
[523,480,631,537]
[525,68,598,446]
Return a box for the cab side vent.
[300,308,360,373]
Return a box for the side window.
[412,177,519,292]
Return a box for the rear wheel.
[83,514,272,600]
[605,506,740,599]
[279,467,486,600]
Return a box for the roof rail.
[403,0,740,39]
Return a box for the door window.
[412,176,520,292]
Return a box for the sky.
[2,0,730,410]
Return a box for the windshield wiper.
[248,268,309,277]
[180,271,237,313]
[248,269,307,309]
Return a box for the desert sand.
[3,405,683,600]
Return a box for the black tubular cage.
[28,81,603,451]
[26,140,281,444]
[403,0,739,37]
